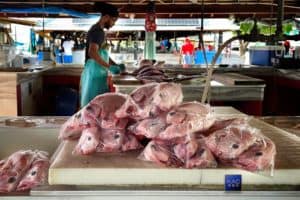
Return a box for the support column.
[144,32,156,60]
[218,31,223,50]
[276,0,284,36]
[144,1,156,60]
[133,32,139,60]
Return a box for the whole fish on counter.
[57,82,277,174]
[73,127,142,155]
[140,137,217,168]
[0,150,35,193]
[157,102,215,140]
[17,152,50,191]
[115,82,183,120]
[96,129,125,153]
[121,133,143,152]
[204,124,262,160]
[59,93,129,140]
[131,60,163,76]
[0,150,50,193]
[139,140,184,167]
[174,138,217,169]
[232,136,276,172]
[60,92,145,156]
[73,127,101,155]
[128,112,168,139]
[129,59,204,83]
[0,160,4,168]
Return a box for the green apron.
[80,49,109,107]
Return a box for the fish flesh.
[157,102,215,140]
[73,127,101,155]
[17,151,50,191]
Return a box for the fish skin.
[16,159,50,191]
[0,150,35,193]
[73,127,101,155]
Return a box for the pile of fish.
[131,60,168,83]
[59,82,183,155]
[0,150,50,193]
[60,82,276,173]
[59,93,143,155]
[130,59,203,83]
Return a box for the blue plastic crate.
[249,46,284,66]
[194,50,222,65]
[63,55,73,64]
[55,55,63,63]
[37,51,43,62]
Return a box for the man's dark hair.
[94,2,119,18]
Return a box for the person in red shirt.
[180,38,194,65]
[284,40,290,55]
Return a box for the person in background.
[284,40,290,55]
[160,38,166,52]
[180,38,194,66]
[166,39,172,52]
[80,2,121,107]
[62,36,75,63]
[207,44,214,51]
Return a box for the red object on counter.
[107,75,115,92]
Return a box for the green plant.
[238,20,296,36]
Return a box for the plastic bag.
[59,93,129,140]
[138,137,217,169]
[157,102,215,140]
[0,150,49,193]
[202,117,276,176]
[232,136,276,176]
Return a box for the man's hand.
[108,65,121,75]
[117,64,126,72]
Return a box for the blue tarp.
[0,6,98,18]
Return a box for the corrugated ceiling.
[0,0,299,18]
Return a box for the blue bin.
[55,87,78,116]
[194,50,222,64]
[56,55,63,63]
[37,51,43,62]
[249,46,284,66]
[63,55,73,64]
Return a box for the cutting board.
[213,73,265,85]
[49,113,300,186]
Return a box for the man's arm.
[88,43,110,68]
[109,56,117,65]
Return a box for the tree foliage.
[238,20,295,36]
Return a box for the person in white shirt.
[63,39,75,55]
[62,37,75,63]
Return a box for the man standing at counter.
[80,2,119,107]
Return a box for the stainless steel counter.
[115,82,265,101]
[260,116,300,137]
[1,188,299,200]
